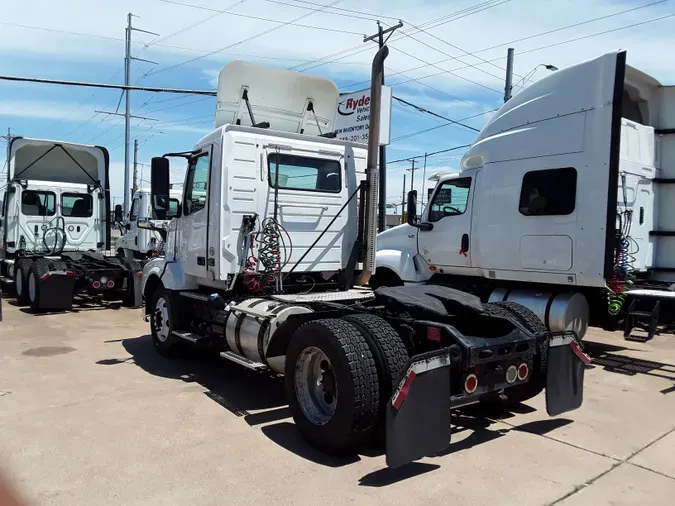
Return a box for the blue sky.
[1,0,674,209]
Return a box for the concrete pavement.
[0,303,674,505]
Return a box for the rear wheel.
[150,286,184,357]
[484,301,548,407]
[343,313,409,443]
[285,318,379,455]
[14,258,33,305]
[27,258,51,311]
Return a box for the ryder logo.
[337,94,371,116]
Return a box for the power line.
[392,96,481,131]
[344,0,670,91]
[392,108,498,142]
[146,0,346,76]
[263,0,398,21]
[160,0,365,35]
[291,0,511,73]
[388,144,472,165]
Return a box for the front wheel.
[150,287,183,357]
[285,318,380,455]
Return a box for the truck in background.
[114,187,182,260]
[0,138,142,312]
[375,50,675,342]
[139,48,588,467]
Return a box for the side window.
[268,153,341,193]
[519,167,577,216]
[21,190,56,217]
[184,153,210,216]
[167,198,180,219]
[129,198,139,221]
[62,193,93,218]
[428,178,471,223]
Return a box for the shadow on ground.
[584,340,675,393]
[97,334,572,484]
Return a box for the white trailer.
[114,187,182,259]
[0,138,142,311]
[140,49,588,467]
[376,50,675,341]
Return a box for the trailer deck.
[1,304,673,505]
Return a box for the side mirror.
[151,157,170,220]
[407,190,433,231]
[114,204,123,223]
[406,190,418,226]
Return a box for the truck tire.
[120,258,142,307]
[285,318,379,455]
[343,313,409,443]
[27,258,51,311]
[150,286,184,357]
[484,301,548,407]
[14,258,33,305]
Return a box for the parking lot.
[1,301,674,506]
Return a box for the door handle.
[460,234,469,256]
[197,256,206,266]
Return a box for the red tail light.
[464,374,478,394]
[92,280,101,289]
[66,271,76,278]
[517,363,529,381]
[106,280,115,288]
[40,273,51,280]
[427,327,441,342]
[137,271,143,278]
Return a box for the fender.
[141,258,198,294]
[376,249,430,283]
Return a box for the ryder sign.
[334,86,392,146]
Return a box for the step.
[219,351,267,370]
[171,330,203,343]
[627,311,656,317]
[179,291,210,302]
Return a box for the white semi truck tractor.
[0,138,142,311]
[376,50,675,343]
[139,47,588,467]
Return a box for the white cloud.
[0,99,105,122]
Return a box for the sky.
[1,0,674,210]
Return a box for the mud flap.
[129,270,143,308]
[385,349,452,468]
[545,333,589,417]
[37,274,75,310]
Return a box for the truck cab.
[376,50,675,338]
[115,188,182,259]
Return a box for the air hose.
[606,207,637,316]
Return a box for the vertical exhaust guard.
[356,45,389,286]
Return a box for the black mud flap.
[385,349,452,468]
[129,270,143,308]
[545,333,590,417]
[37,274,75,310]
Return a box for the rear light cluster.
[91,277,115,290]
[463,362,531,395]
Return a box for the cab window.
[428,178,471,222]
[61,193,93,218]
[268,153,341,193]
[129,198,139,221]
[184,153,210,215]
[21,190,56,217]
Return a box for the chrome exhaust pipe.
[356,45,389,286]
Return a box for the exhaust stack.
[356,45,389,286]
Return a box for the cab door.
[418,175,475,272]
[179,147,211,279]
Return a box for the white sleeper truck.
[115,187,182,260]
[376,50,675,342]
[0,138,142,311]
[141,48,588,467]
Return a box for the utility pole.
[120,13,159,217]
[132,139,138,193]
[407,159,416,192]
[420,152,428,207]
[504,47,515,103]
[401,173,406,225]
[1,127,11,170]
[364,20,403,233]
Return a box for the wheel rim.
[15,268,23,296]
[294,346,337,426]
[28,272,37,302]
[152,297,170,342]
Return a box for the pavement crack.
[545,424,675,505]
